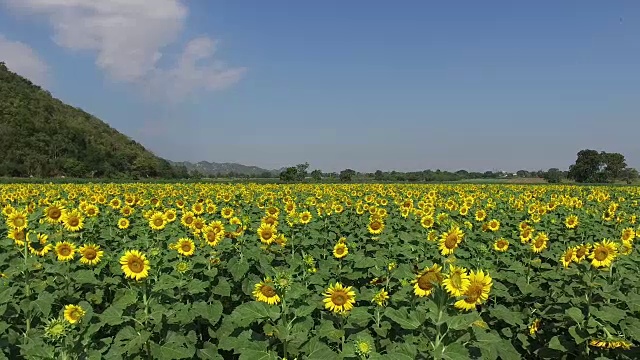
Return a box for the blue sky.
[1,1,639,172]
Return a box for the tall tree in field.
[601,152,627,180]
[568,150,604,183]
[568,150,627,183]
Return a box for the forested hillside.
[0,62,180,178]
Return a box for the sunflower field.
[0,183,639,359]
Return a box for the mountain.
[0,62,180,178]
[169,161,284,177]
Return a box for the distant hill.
[0,62,180,178]
[170,161,284,177]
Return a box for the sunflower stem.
[281,296,288,358]
[23,236,31,336]
[142,282,151,360]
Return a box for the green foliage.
[568,149,632,183]
[0,63,180,179]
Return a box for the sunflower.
[589,239,617,268]
[221,207,234,219]
[1,205,14,217]
[203,226,224,247]
[367,219,384,235]
[44,204,65,224]
[149,212,166,231]
[493,238,509,252]
[412,264,443,297]
[120,205,134,217]
[257,223,277,245]
[487,219,500,232]
[43,317,68,340]
[372,289,389,307]
[191,217,206,234]
[228,217,245,238]
[619,240,633,256]
[574,243,591,263]
[164,209,177,223]
[323,282,356,313]
[439,226,464,256]
[55,241,76,262]
[117,217,130,229]
[253,277,281,305]
[298,211,312,224]
[475,209,487,222]
[7,210,28,230]
[621,227,635,242]
[28,233,54,257]
[120,250,150,280]
[590,339,632,350]
[192,202,205,215]
[529,319,541,335]
[176,238,195,257]
[9,228,27,247]
[333,242,348,259]
[76,243,104,265]
[560,247,576,268]
[181,211,196,227]
[84,204,99,217]
[63,304,85,324]
[61,209,84,232]
[420,216,435,229]
[520,227,534,243]
[442,265,470,297]
[454,270,493,311]
[531,233,548,253]
[565,215,579,229]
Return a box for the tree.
[310,169,322,181]
[543,168,562,183]
[516,170,530,178]
[374,170,384,181]
[568,150,627,183]
[620,167,639,184]
[339,169,356,182]
[601,152,627,180]
[568,150,605,183]
[295,162,309,181]
[279,167,298,182]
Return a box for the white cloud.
[2,0,245,99]
[0,34,50,85]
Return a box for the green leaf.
[19,332,55,359]
[548,336,567,351]
[74,269,99,284]
[153,274,180,292]
[238,349,278,360]
[489,305,523,326]
[384,308,421,330]
[112,289,137,309]
[384,352,414,360]
[569,325,589,344]
[626,292,640,313]
[99,305,124,326]
[197,342,223,360]
[230,301,280,326]
[592,306,627,325]
[212,278,231,297]
[149,333,196,360]
[440,342,470,360]
[228,258,250,281]
[192,301,223,325]
[447,312,481,331]
[187,279,208,295]
[31,291,54,318]
[565,307,583,324]
[305,337,337,359]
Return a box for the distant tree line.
[274,150,638,184]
